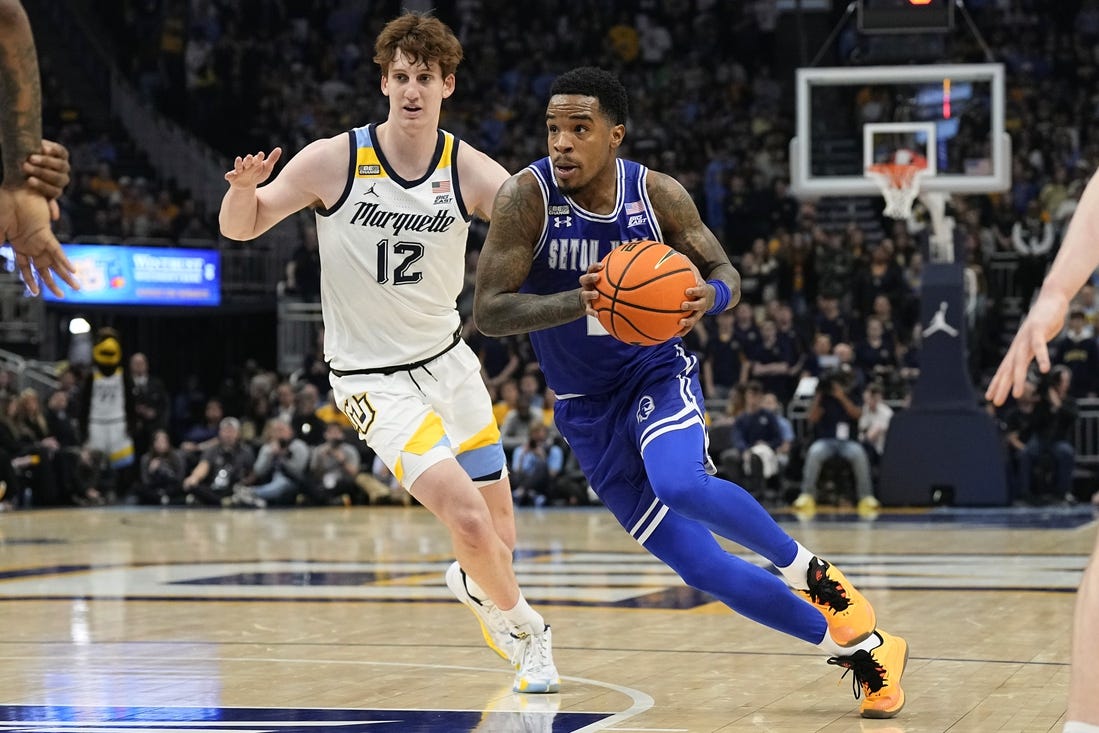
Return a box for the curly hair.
[549,67,629,126]
[373,12,463,78]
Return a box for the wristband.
[706,279,731,315]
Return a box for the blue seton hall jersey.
[522,157,683,397]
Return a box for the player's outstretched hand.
[1,186,79,297]
[985,291,1069,406]
[225,148,283,189]
[579,260,603,317]
[676,261,709,336]
[22,139,71,218]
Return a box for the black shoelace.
[827,648,886,700]
[806,558,851,612]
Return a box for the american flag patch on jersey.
[432,180,451,193]
[625,201,644,215]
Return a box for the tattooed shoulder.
[492,171,546,243]
[646,170,703,237]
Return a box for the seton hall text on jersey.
[348,201,457,235]
[547,238,608,271]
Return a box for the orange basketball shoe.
[797,556,876,646]
[827,630,908,719]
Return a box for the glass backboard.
[790,63,1010,197]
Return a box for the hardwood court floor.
[0,504,1092,732]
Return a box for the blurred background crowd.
[3,0,1099,512]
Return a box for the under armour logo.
[363,182,379,197]
[636,395,655,423]
[923,301,959,338]
[553,215,572,228]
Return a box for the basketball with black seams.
[591,240,696,347]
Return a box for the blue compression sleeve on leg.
[641,506,828,644]
[641,418,799,567]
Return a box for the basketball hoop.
[866,152,930,220]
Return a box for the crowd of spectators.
[6,2,1099,510]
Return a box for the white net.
[866,163,930,220]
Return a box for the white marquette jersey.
[89,371,126,424]
[315,123,471,371]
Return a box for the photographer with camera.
[303,422,361,505]
[181,417,255,505]
[793,365,879,516]
[1016,365,1077,504]
[232,418,310,508]
[510,421,564,507]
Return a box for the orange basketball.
[592,240,696,346]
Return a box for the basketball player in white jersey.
[988,168,1099,733]
[217,12,558,694]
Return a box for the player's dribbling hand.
[579,260,603,317]
[225,148,283,188]
[676,261,709,337]
[984,291,1069,406]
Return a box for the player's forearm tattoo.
[475,178,587,336]
[0,18,42,184]
[648,172,741,307]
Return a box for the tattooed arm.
[647,170,741,317]
[474,171,587,336]
[0,0,42,185]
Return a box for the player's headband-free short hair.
[549,67,629,126]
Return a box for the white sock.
[776,542,815,589]
[1064,723,1099,733]
[499,593,546,635]
[818,630,881,658]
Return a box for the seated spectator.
[303,422,361,505]
[233,418,310,508]
[355,453,408,506]
[999,382,1037,505]
[1017,366,1077,504]
[0,395,24,508]
[518,372,545,412]
[9,388,64,506]
[1054,310,1099,398]
[270,381,296,422]
[510,422,564,507]
[857,383,894,467]
[181,417,254,505]
[801,333,837,379]
[793,368,879,515]
[291,383,327,446]
[854,316,898,387]
[702,310,748,400]
[747,319,798,403]
[500,396,543,454]
[814,294,850,347]
[44,389,100,505]
[285,220,321,301]
[492,379,520,428]
[761,392,794,478]
[727,382,785,499]
[180,398,224,456]
[137,429,186,505]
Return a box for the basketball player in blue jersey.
[475,67,907,719]
[217,12,558,694]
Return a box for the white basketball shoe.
[445,561,518,662]
[511,624,561,694]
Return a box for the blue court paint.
[0,705,609,733]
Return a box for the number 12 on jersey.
[376,239,424,285]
